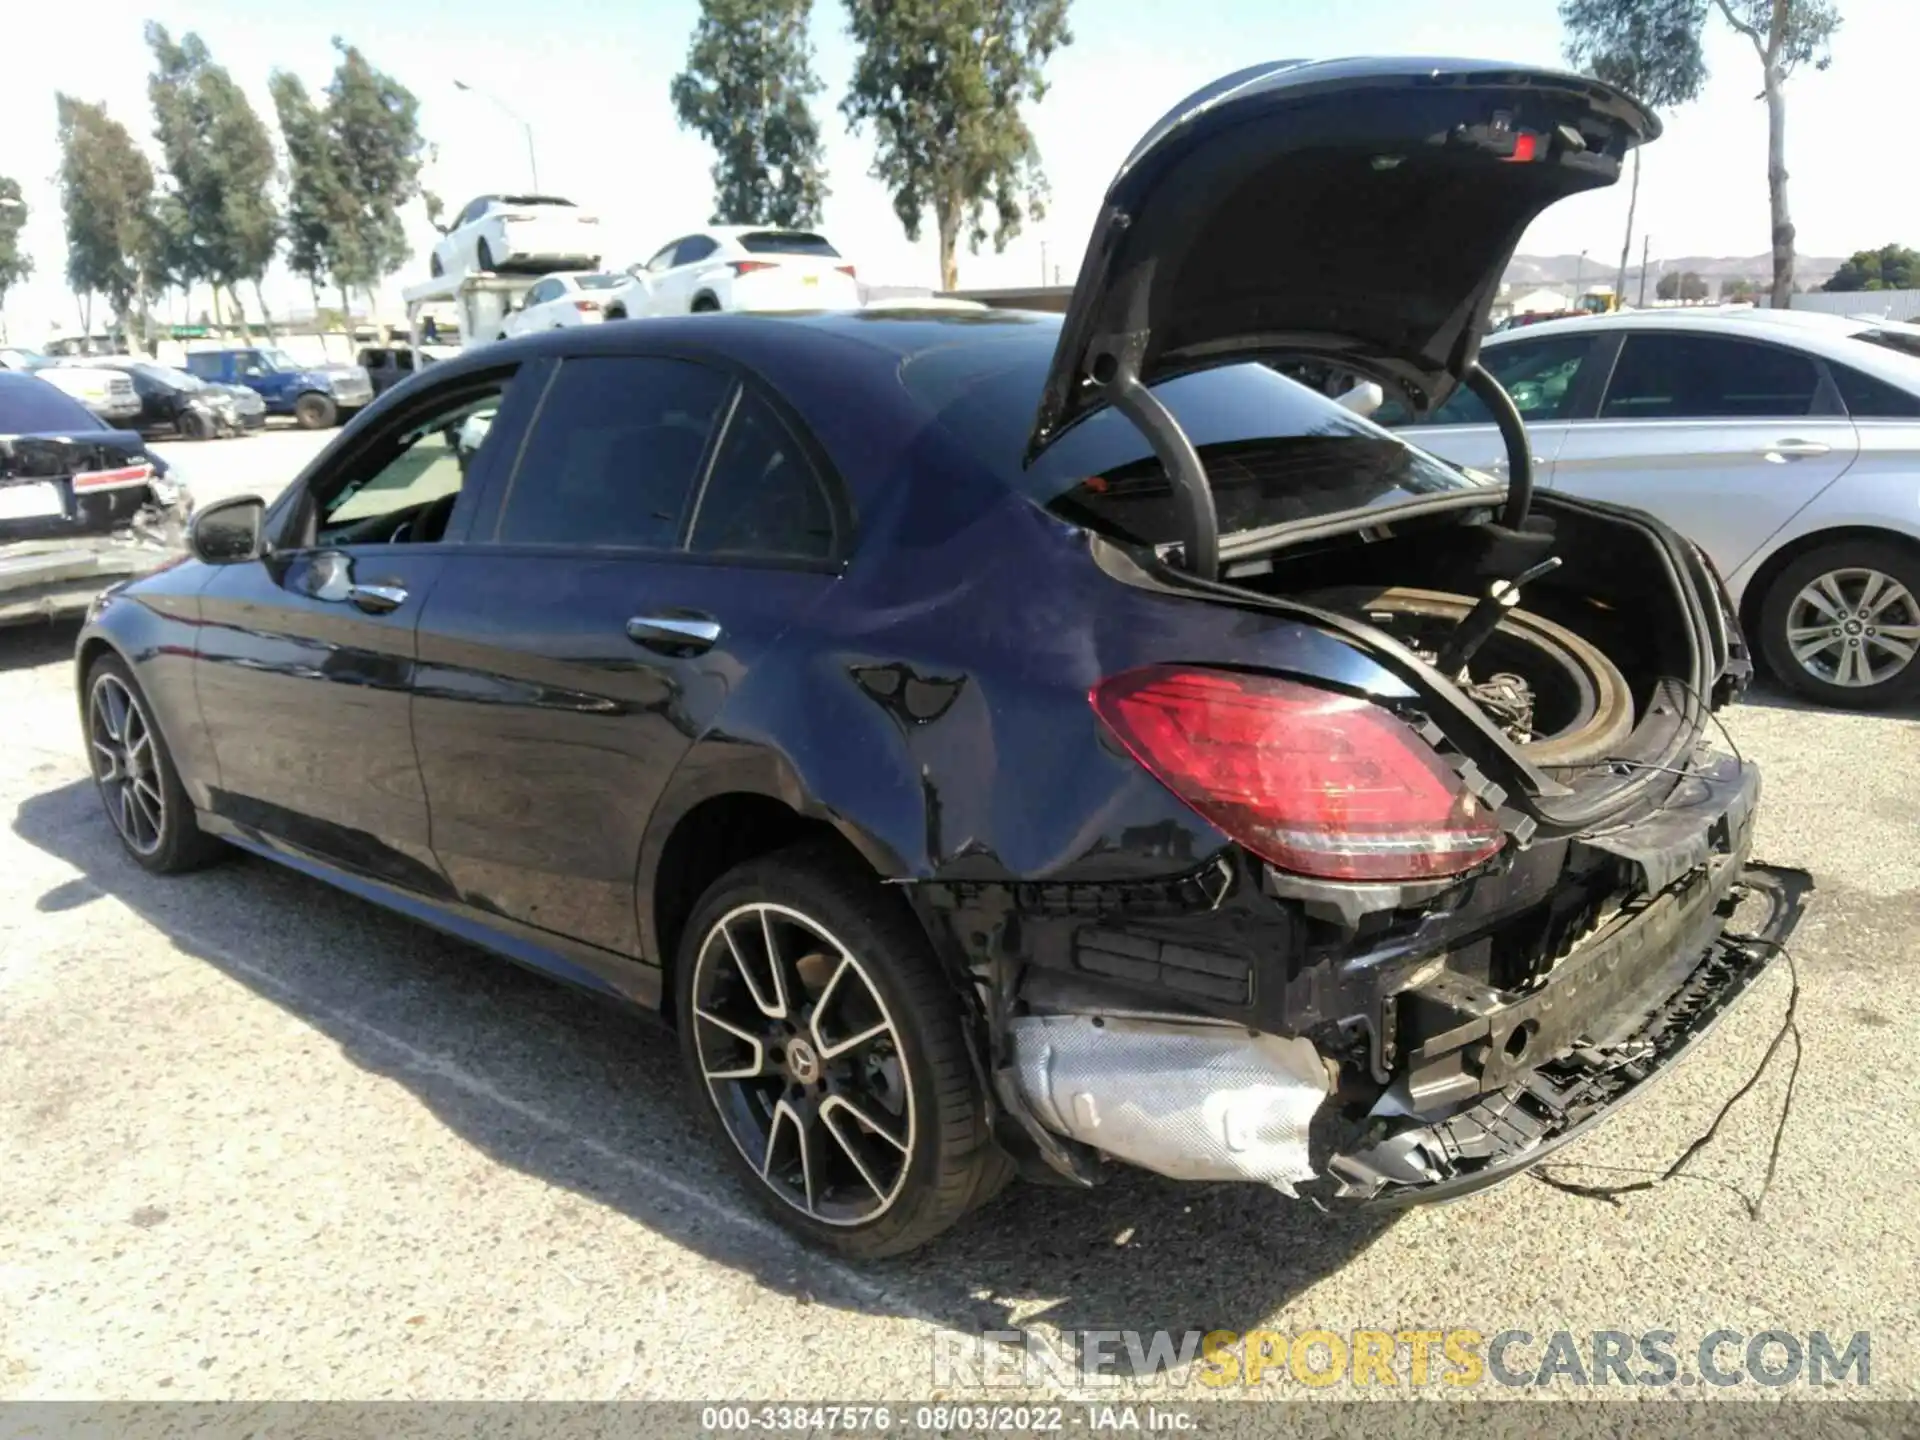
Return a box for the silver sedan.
[1391,308,1920,708]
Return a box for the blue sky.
[1,0,1910,337]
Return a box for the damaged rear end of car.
[0,372,190,627]
[915,57,1808,1205]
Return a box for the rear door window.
[1829,361,1920,419]
[688,390,840,561]
[1599,334,1821,419]
[494,356,730,549]
[673,236,720,267]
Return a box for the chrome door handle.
[347,583,408,614]
[626,614,721,653]
[1763,438,1831,460]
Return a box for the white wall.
[1764,289,1920,322]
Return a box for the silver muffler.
[1008,1013,1329,1195]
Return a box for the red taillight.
[574,299,601,312]
[836,264,857,279]
[729,260,777,276]
[1503,131,1539,163]
[1090,666,1504,882]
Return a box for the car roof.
[702,224,835,241]
[413,307,1058,438]
[1486,305,1920,390]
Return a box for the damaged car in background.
[2,369,189,627]
[73,57,1803,1258]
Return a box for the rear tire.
[429,252,445,278]
[674,842,1004,1258]
[476,238,495,272]
[691,294,721,313]
[293,392,337,430]
[1757,540,1920,709]
[605,305,627,322]
[84,654,224,875]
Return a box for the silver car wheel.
[691,902,916,1227]
[1785,567,1920,688]
[88,673,165,856]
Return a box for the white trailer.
[401,273,541,353]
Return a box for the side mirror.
[190,494,267,564]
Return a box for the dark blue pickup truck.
[182,347,374,429]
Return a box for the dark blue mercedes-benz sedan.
[74,57,1801,1255]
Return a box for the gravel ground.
[1,429,1916,1404]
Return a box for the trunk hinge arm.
[1100,354,1221,581]
[1462,360,1534,529]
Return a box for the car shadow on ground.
[0,620,81,675]
[13,777,1392,1343]
[1734,675,1920,720]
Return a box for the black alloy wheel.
[675,844,1008,1257]
[84,655,223,874]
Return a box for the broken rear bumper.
[0,511,188,627]
[1326,859,1808,1204]
[1002,755,1809,1204]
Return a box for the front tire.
[691,294,721,313]
[293,392,337,430]
[430,252,445,278]
[675,843,1006,1258]
[84,654,224,875]
[1758,540,1920,708]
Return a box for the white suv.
[1389,309,1920,708]
[430,194,603,279]
[604,228,859,319]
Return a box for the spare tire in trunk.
[1301,585,1634,768]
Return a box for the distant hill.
[1507,252,1843,293]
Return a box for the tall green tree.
[269,70,349,322]
[1822,243,1918,292]
[672,0,829,227]
[1560,0,1708,304]
[1569,1,1841,308]
[842,0,1071,291]
[324,39,429,323]
[0,177,31,341]
[55,96,155,345]
[1715,0,1842,307]
[146,24,281,337]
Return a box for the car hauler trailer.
[402,273,540,353]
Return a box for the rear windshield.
[574,273,625,290]
[906,335,1487,546]
[739,231,840,258]
[1856,328,1920,362]
[0,372,106,433]
[135,364,203,392]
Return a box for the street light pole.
[453,80,540,192]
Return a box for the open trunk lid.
[1027,56,1657,457]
